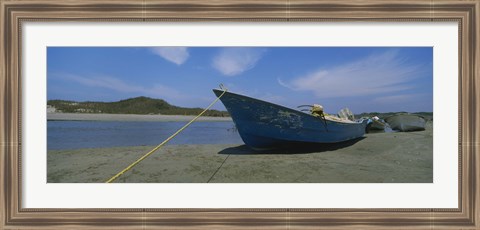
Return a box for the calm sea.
[47,121,243,150]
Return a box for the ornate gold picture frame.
[1,0,479,229]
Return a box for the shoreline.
[47,112,233,122]
[48,122,433,183]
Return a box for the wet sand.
[47,122,433,183]
[47,113,232,122]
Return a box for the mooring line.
[106,87,228,183]
[207,154,230,183]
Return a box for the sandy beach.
[48,121,433,183]
[47,112,232,122]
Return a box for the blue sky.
[47,47,433,113]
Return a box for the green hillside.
[47,96,229,117]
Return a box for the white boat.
[384,114,426,132]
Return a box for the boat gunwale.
[213,89,364,125]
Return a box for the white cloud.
[59,73,184,100]
[278,50,427,98]
[212,48,265,76]
[151,47,189,65]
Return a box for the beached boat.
[213,89,368,149]
[366,116,387,132]
[384,114,426,132]
[370,120,386,130]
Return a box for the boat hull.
[384,114,426,132]
[213,89,368,149]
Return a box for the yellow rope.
[106,88,228,183]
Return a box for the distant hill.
[47,96,230,117]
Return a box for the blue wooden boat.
[213,89,368,149]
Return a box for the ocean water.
[47,121,243,150]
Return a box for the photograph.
[2,0,479,228]
[47,47,433,183]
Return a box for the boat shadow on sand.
[218,137,365,155]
